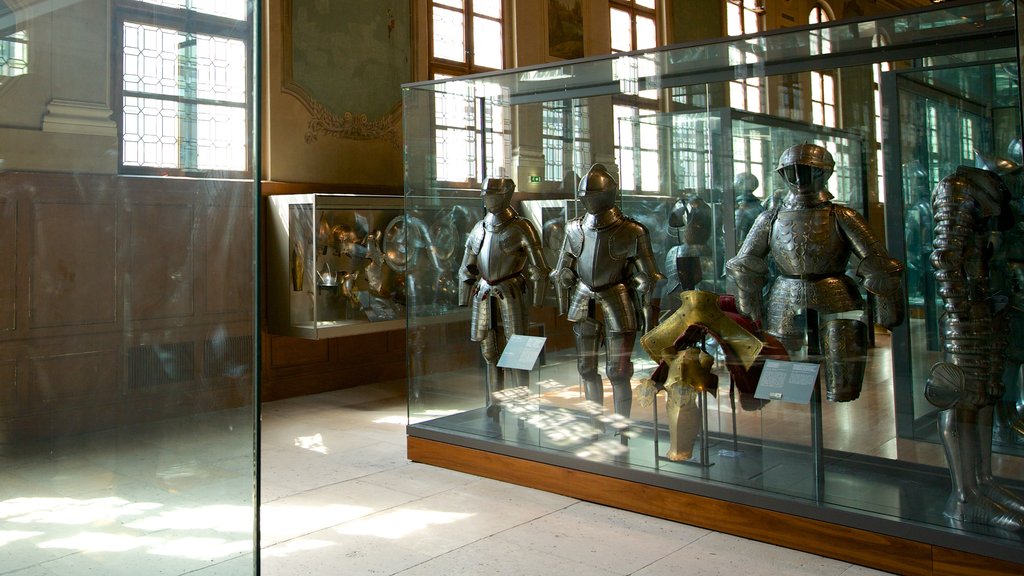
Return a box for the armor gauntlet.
[550,260,577,315]
[857,253,906,328]
[630,237,665,334]
[457,262,479,307]
[725,254,768,323]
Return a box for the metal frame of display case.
[402,1,1024,572]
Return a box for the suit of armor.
[734,172,765,245]
[725,144,905,402]
[926,164,1024,531]
[551,164,663,418]
[459,178,549,416]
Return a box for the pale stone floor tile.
[331,477,576,559]
[260,478,419,545]
[490,501,709,574]
[633,531,856,576]
[392,538,623,576]
[354,462,481,499]
[261,525,433,576]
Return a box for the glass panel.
[472,16,503,69]
[138,0,248,21]
[434,0,463,8]
[432,7,466,63]
[636,16,657,50]
[473,0,501,18]
[1,1,257,575]
[636,0,657,9]
[726,2,742,36]
[610,8,633,52]
[404,1,1024,560]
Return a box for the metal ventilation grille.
[124,342,195,391]
[203,334,252,379]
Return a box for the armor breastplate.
[579,225,625,288]
[770,205,851,276]
[576,209,641,289]
[478,223,527,283]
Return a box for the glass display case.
[403,0,1024,570]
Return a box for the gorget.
[582,206,624,230]
[483,208,516,231]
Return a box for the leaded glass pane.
[474,0,501,18]
[472,16,502,69]
[137,0,247,22]
[432,7,466,63]
[611,8,632,52]
[0,30,28,77]
[636,16,656,50]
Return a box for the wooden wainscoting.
[0,171,254,449]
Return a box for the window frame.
[725,0,764,113]
[113,0,253,177]
[609,0,658,53]
[428,0,505,79]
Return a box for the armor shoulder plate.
[500,218,540,252]
[609,218,647,259]
[465,221,486,256]
[564,218,585,256]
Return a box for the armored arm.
[724,210,773,323]
[516,219,551,307]
[458,223,484,306]
[550,221,581,315]
[836,206,907,328]
[629,226,665,334]
[927,174,988,408]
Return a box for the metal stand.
[806,309,826,502]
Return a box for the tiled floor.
[259,380,896,576]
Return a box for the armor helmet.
[578,163,618,214]
[974,148,1022,177]
[776,144,834,192]
[734,172,759,196]
[481,177,516,214]
[1009,138,1023,165]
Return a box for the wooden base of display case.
[408,436,1024,576]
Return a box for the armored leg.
[938,408,1024,530]
[819,319,868,402]
[574,318,604,408]
[498,290,532,390]
[977,404,1024,516]
[605,330,636,418]
[479,329,505,417]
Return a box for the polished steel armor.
[725,144,905,402]
[551,164,663,418]
[926,164,1024,531]
[459,178,550,416]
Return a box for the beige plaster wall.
[262,0,408,187]
[0,0,117,174]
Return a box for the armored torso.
[568,207,643,289]
[770,204,851,276]
[468,210,533,284]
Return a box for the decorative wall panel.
[0,200,16,334]
[30,201,117,328]
[205,205,251,314]
[128,203,195,320]
[29,349,118,406]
